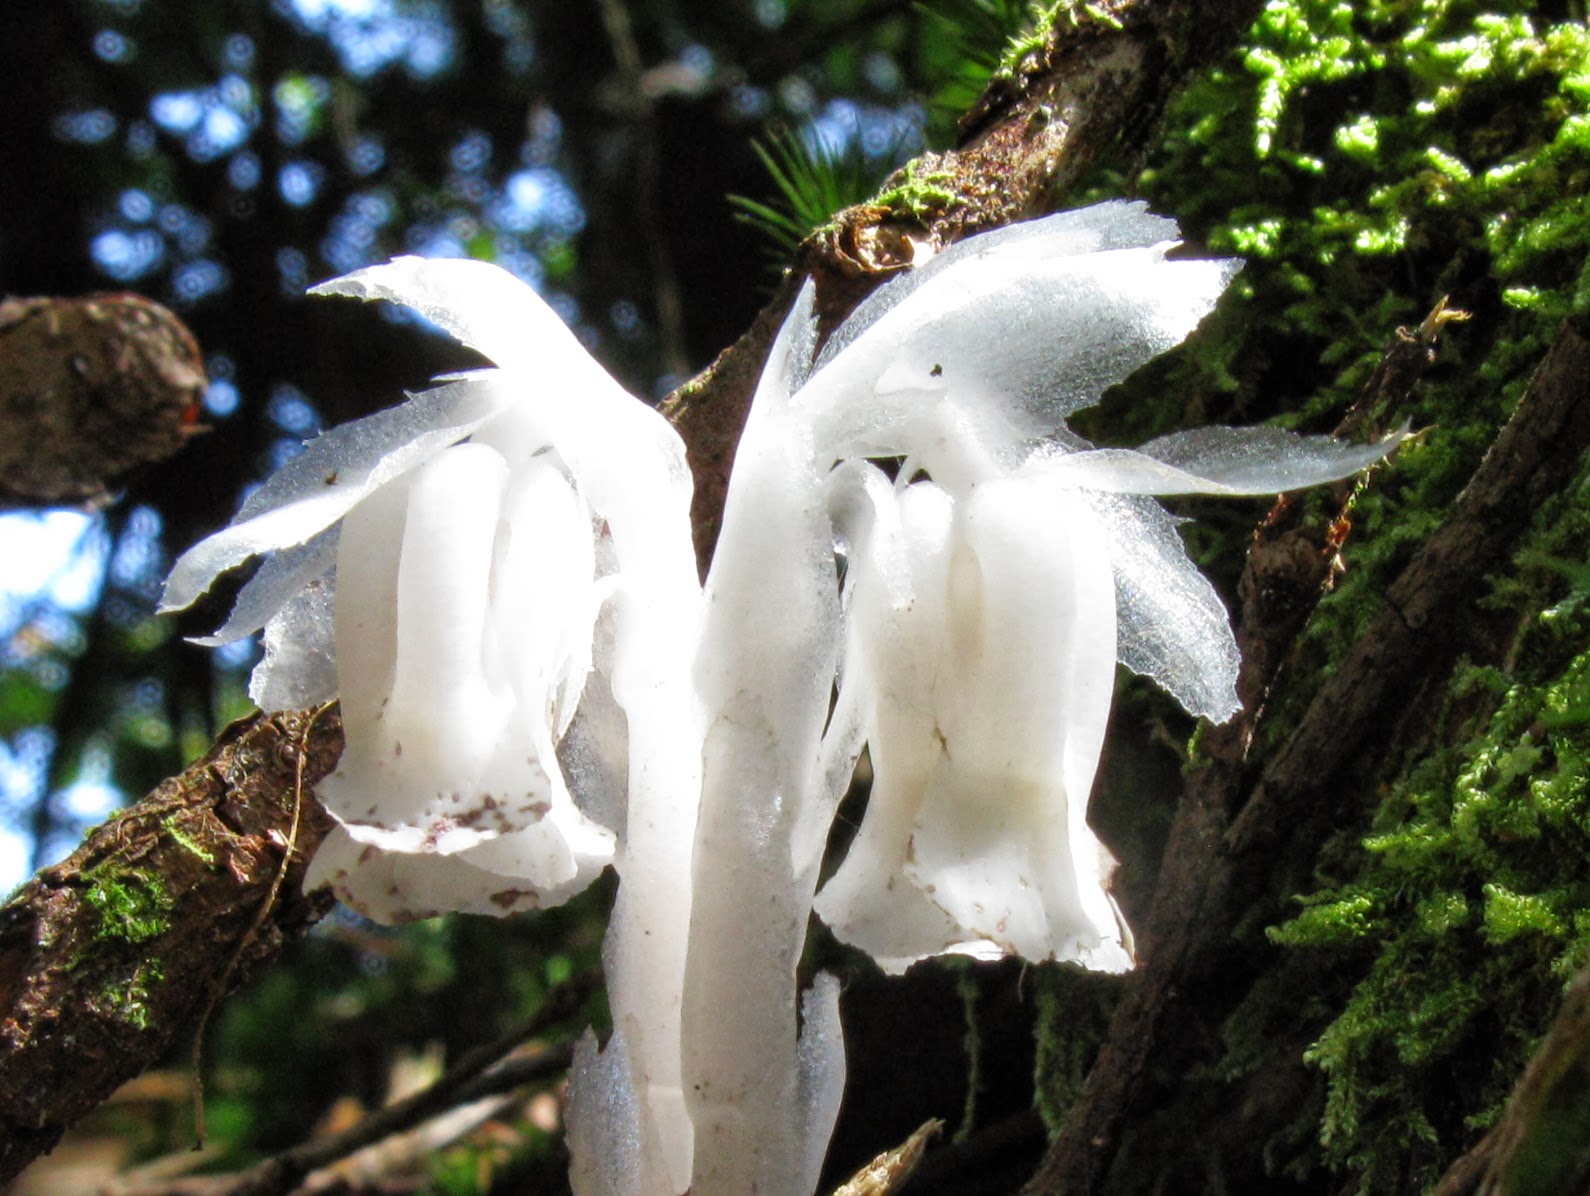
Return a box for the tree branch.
[0,709,342,1181]
[0,293,206,508]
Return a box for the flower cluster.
[162,201,1397,1196]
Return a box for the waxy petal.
[251,575,338,711]
[1087,491,1244,722]
[1039,424,1403,496]
[312,256,597,384]
[798,203,1240,459]
[160,375,509,613]
[188,527,338,649]
[305,822,608,923]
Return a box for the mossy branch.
[0,709,341,1182]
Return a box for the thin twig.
[116,969,598,1196]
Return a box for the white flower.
[160,201,1399,1196]
[719,200,1403,976]
[159,257,701,924]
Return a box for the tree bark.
[1432,961,1590,1195]
[0,293,206,507]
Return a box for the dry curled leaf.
[831,1120,943,1196]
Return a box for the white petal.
[813,478,966,971]
[799,210,1238,458]
[318,441,516,852]
[160,376,509,613]
[486,460,598,739]
[1037,425,1403,496]
[188,527,338,648]
[312,256,597,383]
[250,574,338,711]
[819,476,1133,972]
[304,823,604,923]
[908,480,1128,967]
[814,201,1182,373]
[1086,490,1242,722]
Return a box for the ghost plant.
[162,200,1397,1195]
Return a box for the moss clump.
[83,862,175,944]
[1269,597,1590,1190]
[162,815,218,867]
[1032,964,1118,1135]
[1028,2,1590,1191]
[875,159,958,222]
[98,959,165,1030]
[994,2,1124,81]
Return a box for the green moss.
[1030,2,1590,1190]
[1268,592,1590,1188]
[1032,965,1118,1135]
[162,816,218,867]
[874,159,958,222]
[83,862,175,944]
[994,2,1122,80]
[99,959,165,1030]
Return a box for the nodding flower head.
[160,256,700,922]
[725,200,1404,973]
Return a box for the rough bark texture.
[0,0,1272,1178]
[0,709,341,1182]
[1433,964,1590,1196]
[1024,317,1590,1194]
[0,293,206,506]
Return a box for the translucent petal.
[814,201,1182,372]
[798,208,1239,458]
[1086,490,1242,722]
[813,478,964,970]
[1037,425,1404,496]
[160,375,509,612]
[317,442,517,852]
[188,526,338,648]
[908,481,1129,968]
[250,575,337,711]
[312,256,599,384]
[304,823,603,923]
[817,477,1133,972]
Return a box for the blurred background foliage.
[5,0,1590,1193]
